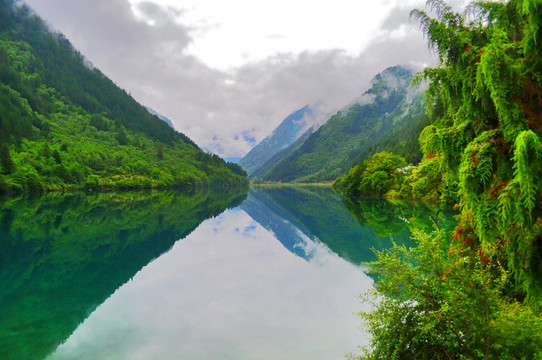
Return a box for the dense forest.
[344,1,542,359]
[0,0,247,192]
[252,66,429,183]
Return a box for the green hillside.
[0,0,247,192]
[253,66,428,183]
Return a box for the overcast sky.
[24,0,445,159]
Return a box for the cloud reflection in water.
[48,208,373,360]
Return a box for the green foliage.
[0,0,248,193]
[155,142,164,160]
[115,125,128,145]
[335,161,367,197]
[351,1,542,358]
[354,228,542,360]
[334,151,407,197]
[408,0,542,299]
[360,152,407,195]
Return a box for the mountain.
[250,123,315,180]
[253,66,428,183]
[0,0,247,192]
[238,105,317,176]
[144,106,174,128]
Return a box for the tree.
[42,142,50,158]
[0,143,13,174]
[115,125,128,145]
[355,1,542,358]
[0,0,249,192]
[335,151,407,197]
[52,149,61,164]
[411,0,542,299]
[155,142,163,160]
[355,228,542,360]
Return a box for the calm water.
[0,186,455,360]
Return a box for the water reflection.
[1,186,455,360]
[240,190,315,260]
[243,186,456,266]
[0,189,247,360]
[47,209,373,360]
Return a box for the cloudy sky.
[25,0,445,160]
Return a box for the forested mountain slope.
[0,0,247,192]
[249,126,314,180]
[253,66,428,183]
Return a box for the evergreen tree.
[52,149,62,164]
[42,142,50,158]
[0,143,13,174]
[156,142,164,160]
[116,126,128,146]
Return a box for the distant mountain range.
[246,66,428,183]
[238,105,318,175]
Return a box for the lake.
[0,186,456,360]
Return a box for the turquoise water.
[0,186,455,360]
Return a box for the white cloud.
[24,0,437,158]
[128,0,404,71]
